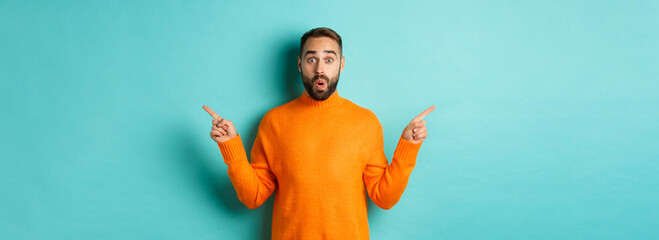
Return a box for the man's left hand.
[402,106,436,144]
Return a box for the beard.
[302,72,340,101]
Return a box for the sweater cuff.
[217,135,247,165]
[393,136,422,166]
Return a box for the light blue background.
[1,0,658,239]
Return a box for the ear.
[298,56,302,72]
[340,56,345,72]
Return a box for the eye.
[326,58,333,63]
[308,58,316,63]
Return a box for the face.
[298,36,345,101]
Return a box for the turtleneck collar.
[297,90,344,109]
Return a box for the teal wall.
[2,0,658,239]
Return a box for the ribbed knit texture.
[217,91,422,239]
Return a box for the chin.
[316,92,332,100]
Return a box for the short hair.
[300,27,342,57]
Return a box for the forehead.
[302,37,341,55]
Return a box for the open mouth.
[315,79,327,90]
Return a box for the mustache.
[312,75,329,82]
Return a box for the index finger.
[202,105,221,119]
[412,106,436,122]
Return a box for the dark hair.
[300,27,342,56]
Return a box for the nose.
[315,61,325,75]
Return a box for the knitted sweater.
[217,91,421,239]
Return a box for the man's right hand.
[203,105,238,143]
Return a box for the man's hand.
[402,106,435,144]
[203,105,238,143]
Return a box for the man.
[203,27,434,239]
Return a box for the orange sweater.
[217,91,421,239]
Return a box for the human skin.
[298,36,345,100]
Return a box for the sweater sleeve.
[363,123,422,210]
[217,132,277,209]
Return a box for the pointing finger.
[412,106,436,122]
[203,105,222,119]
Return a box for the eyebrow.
[304,50,339,57]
